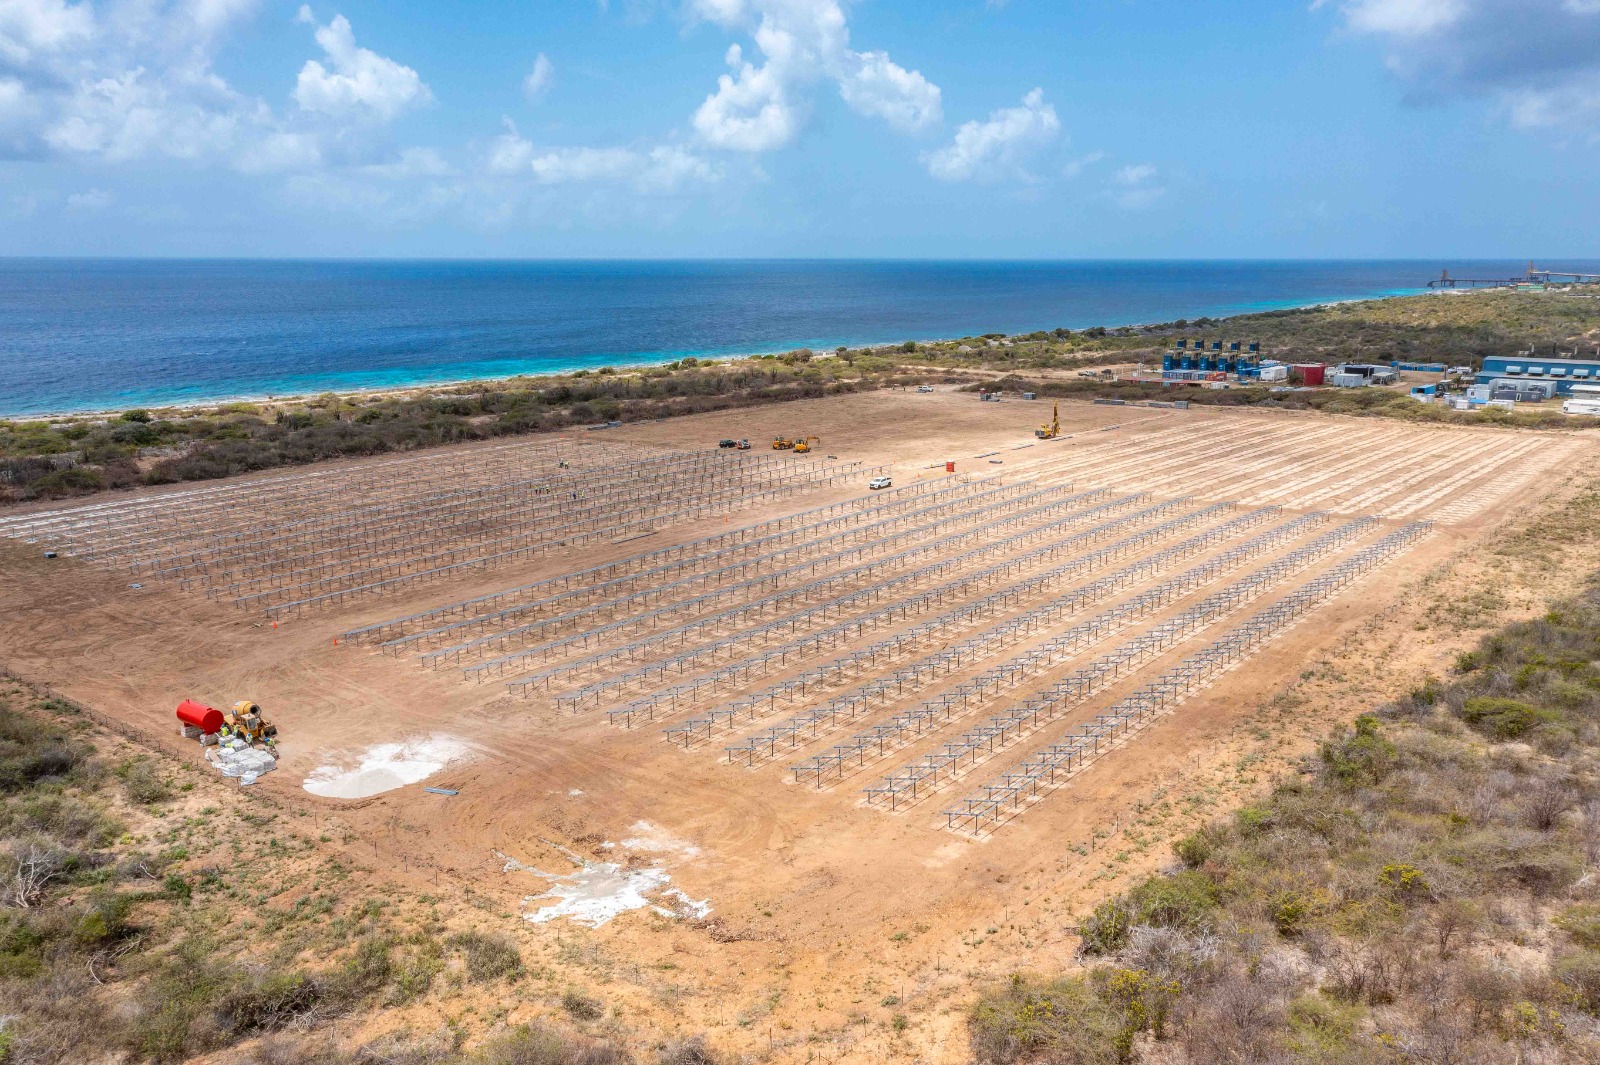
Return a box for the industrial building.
[1477,354,1600,396]
[1331,364,1400,388]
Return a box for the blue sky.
[2,0,1598,257]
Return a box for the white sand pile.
[302,735,469,799]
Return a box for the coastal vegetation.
[969,570,1600,1064]
[0,675,733,1065]
[4,288,1597,503]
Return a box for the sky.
[2,0,1599,258]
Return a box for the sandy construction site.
[2,388,1597,1061]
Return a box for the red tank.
[176,699,224,734]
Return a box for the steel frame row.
[342,474,989,645]
[859,516,1383,810]
[655,500,1244,746]
[497,485,1130,695]
[782,508,1333,784]
[940,522,1433,832]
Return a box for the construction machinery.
[772,437,794,450]
[226,700,279,747]
[794,435,820,453]
[1034,402,1061,440]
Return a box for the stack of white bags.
[205,737,278,786]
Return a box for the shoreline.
[2,287,1439,422]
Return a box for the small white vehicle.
[916,385,935,393]
[868,475,893,490]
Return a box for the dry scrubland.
[2,387,1600,1063]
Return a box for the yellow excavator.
[794,435,820,453]
[225,700,279,747]
[1034,403,1061,440]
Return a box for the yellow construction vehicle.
[1034,403,1061,440]
[772,437,794,450]
[794,435,820,453]
[225,700,279,747]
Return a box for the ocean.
[1,258,1591,418]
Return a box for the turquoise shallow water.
[1,258,1589,417]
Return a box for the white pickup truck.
[868,475,893,490]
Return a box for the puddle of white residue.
[618,820,702,858]
[302,735,469,799]
[497,826,711,928]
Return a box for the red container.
[1293,364,1326,387]
[946,461,955,473]
[176,699,224,734]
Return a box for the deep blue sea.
[2,258,1595,417]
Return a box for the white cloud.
[688,0,942,152]
[1061,149,1105,178]
[1110,162,1165,208]
[361,145,452,179]
[1320,0,1600,132]
[294,10,431,122]
[45,68,256,163]
[523,53,554,100]
[1337,0,1465,35]
[487,124,721,193]
[0,0,93,67]
[922,87,1059,182]
[693,51,798,151]
[234,129,324,173]
[838,50,940,133]
[1501,78,1600,129]
[64,187,109,212]
[1115,163,1156,185]
[529,145,642,183]
[638,144,723,190]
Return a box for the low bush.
[446,930,522,983]
[1460,696,1561,740]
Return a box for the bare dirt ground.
[3,389,1598,1063]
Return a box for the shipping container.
[1291,363,1326,387]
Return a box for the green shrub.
[1460,697,1561,740]
[1556,903,1600,949]
[1319,714,1396,785]
[1077,898,1134,955]
[117,759,172,805]
[331,937,393,1001]
[561,986,603,1020]
[1077,871,1218,954]
[1172,828,1217,868]
[968,973,1122,1065]
[1285,993,1362,1055]
[1554,950,1600,1015]
[72,891,133,947]
[474,1024,631,1065]
[446,930,521,983]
